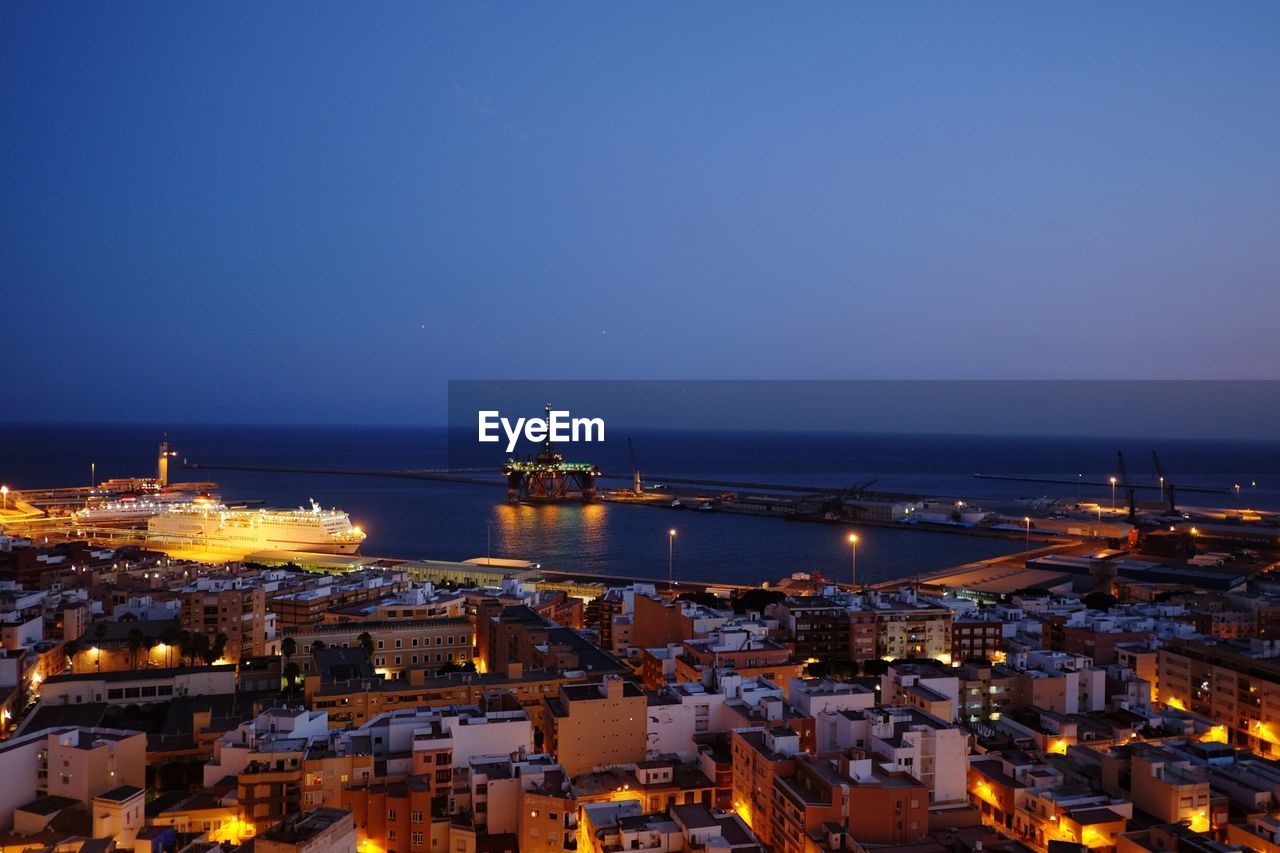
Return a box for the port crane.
[842,479,879,499]
[1115,451,1138,524]
[1151,451,1177,514]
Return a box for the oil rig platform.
[502,405,600,502]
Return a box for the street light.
[1023,516,1032,548]
[1109,476,1117,509]
[668,529,677,588]
[848,533,859,587]
[0,485,8,511]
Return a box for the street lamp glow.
[848,533,859,587]
[0,484,8,511]
[667,529,677,588]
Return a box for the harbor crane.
[1151,451,1178,514]
[1115,451,1138,523]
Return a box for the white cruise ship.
[71,492,215,526]
[147,499,366,554]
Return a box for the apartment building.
[542,675,647,777]
[730,725,802,847]
[286,618,473,679]
[180,577,271,661]
[0,725,146,829]
[1158,637,1280,756]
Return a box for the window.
[388,809,397,820]
[411,812,423,824]
[411,832,423,845]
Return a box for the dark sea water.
[2,424,1277,586]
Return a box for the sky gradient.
[3,3,1278,424]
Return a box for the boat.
[147,498,366,554]
[670,499,684,509]
[71,491,215,526]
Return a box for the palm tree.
[310,640,326,656]
[357,632,374,660]
[63,639,82,670]
[210,633,228,664]
[91,622,109,671]
[127,628,145,671]
[283,661,302,697]
[177,630,196,666]
[281,636,297,661]
[192,633,212,666]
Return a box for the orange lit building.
[730,726,801,847]
[542,675,647,778]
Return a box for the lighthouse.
[157,438,176,487]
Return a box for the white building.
[360,704,533,777]
[645,682,729,760]
[204,707,332,787]
[40,665,237,708]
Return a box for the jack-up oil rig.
[503,404,600,502]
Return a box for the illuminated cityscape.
[4,3,1280,852]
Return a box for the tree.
[281,636,297,660]
[207,633,228,665]
[63,639,82,667]
[438,660,477,675]
[805,659,832,679]
[177,630,196,666]
[676,591,722,609]
[93,621,108,644]
[1083,591,1117,612]
[733,589,786,615]
[310,640,326,656]
[127,628,146,671]
[357,633,374,659]
[283,661,302,697]
[191,633,211,666]
[861,659,891,676]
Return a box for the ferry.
[71,491,213,526]
[147,498,366,554]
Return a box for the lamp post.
[486,520,494,566]
[1109,476,1117,509]
[1024,516,1031,548]
[668,529,677,589]
[848,533,859,587]
[0,485,8,511]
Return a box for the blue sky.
[3,2,1278,424]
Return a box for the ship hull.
[146,503,365,555]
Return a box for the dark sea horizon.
[2,423,1277,586]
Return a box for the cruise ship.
[147,499,366,554]
[71,491,217,526]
